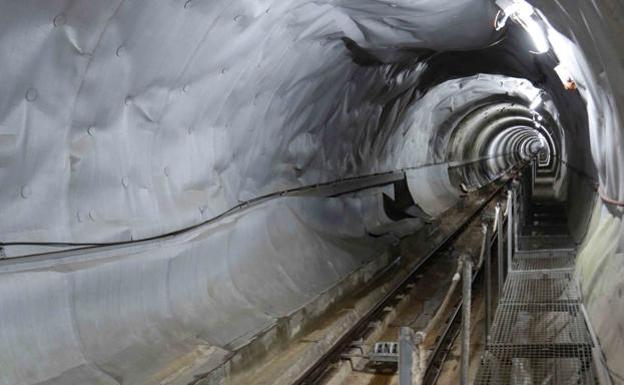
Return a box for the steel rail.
[294,180,509,385]
[423,223,498,384]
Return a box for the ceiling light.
[494,0,549,54]
[530,94,543,110]
[520,17,549,54]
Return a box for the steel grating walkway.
[475,199,601,384]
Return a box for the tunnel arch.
[0,1,623,384]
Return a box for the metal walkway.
[475,192,601,384]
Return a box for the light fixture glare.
[530,95,542,110]
[494,0,549,54]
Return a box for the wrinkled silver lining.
[1,0,623,383]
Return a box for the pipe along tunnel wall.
[0,0,623,383]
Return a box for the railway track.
[295,181,510,385]
[423,230,500,384]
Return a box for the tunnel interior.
[0,0,623,384]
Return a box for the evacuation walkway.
[475,192,600,384]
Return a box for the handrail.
[558,158,624,207]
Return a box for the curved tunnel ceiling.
[1,0,624,384]
[0,0,586,245]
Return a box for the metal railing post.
[399,327,424,385]
[399,327,414,385]
[532,159,536,196]
[496,203,504,299]
[507,190,513,272]
[483,222,492,340]
[513,180,521,253]
[461,255,473,385]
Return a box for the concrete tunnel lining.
[1,0,624,384]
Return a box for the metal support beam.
[461,256,473,385]
[513,180,521,253]
[531,159,536,196]
[399,327,425,385]
[399,327,414,385]
[507,190,513,272]
[496,203,504,299]
[484,222,492,341]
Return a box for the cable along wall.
[1,0,624,383]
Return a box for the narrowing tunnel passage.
[0,1,623,385]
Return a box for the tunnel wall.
[0,70,536,385]
[0,2,542,384]
[0,0,501,244]
[576,201,624,382]
[2,0,623,383]
[532,1,624,381]
[0,192,399,385]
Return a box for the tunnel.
[0,0,623,384]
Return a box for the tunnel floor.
[475,172,600,384]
